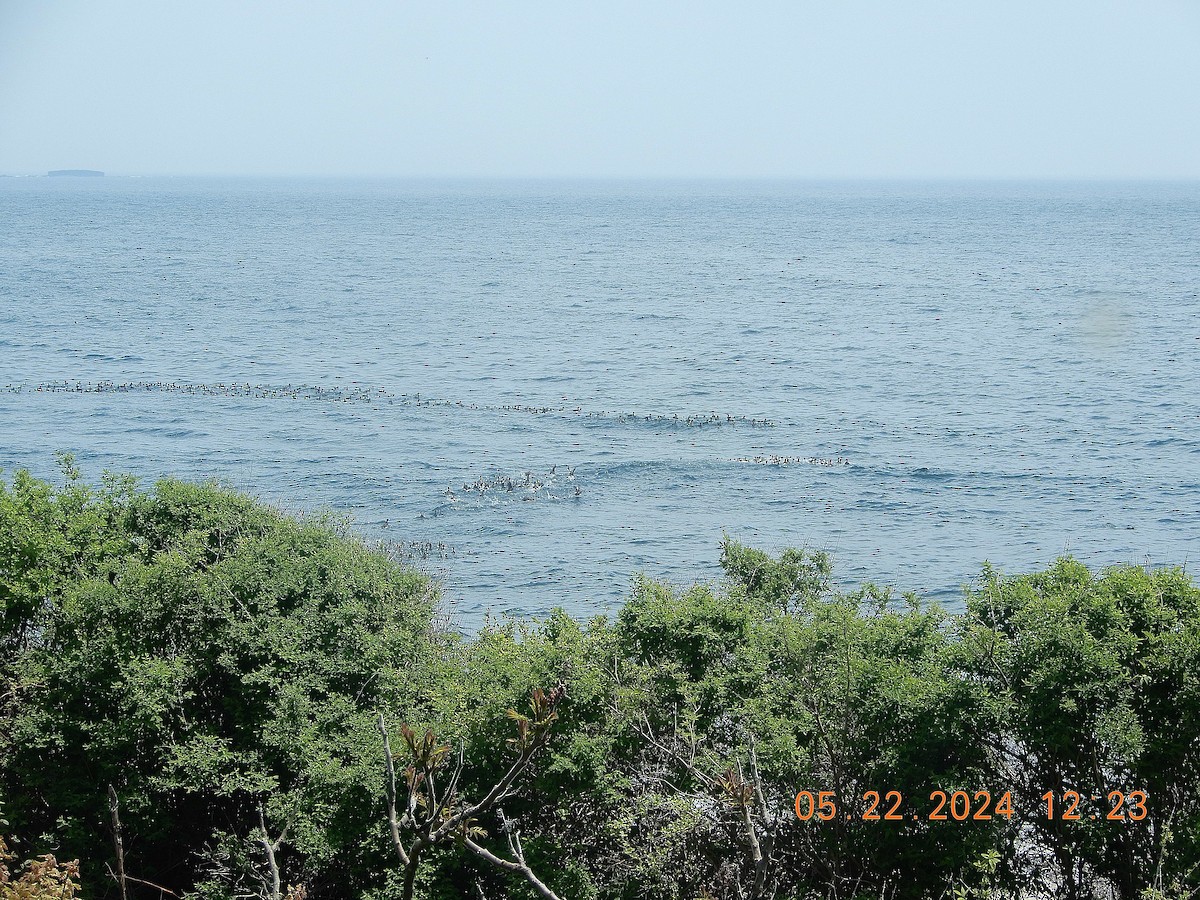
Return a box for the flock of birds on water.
[385,539,460,561]
[444,466,584,505]
[435,457,853,512]
[5,380,776,429]
[733,454,851,467]
[7,380,855,522]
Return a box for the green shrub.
[1,464,443,897]
[3,467,1198,899]
[961,558,1200,897]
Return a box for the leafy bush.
[961,558,1200,898]
[1,463,443,897]
[1,813,81,900]
[3,467,1198,899]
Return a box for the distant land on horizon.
[48,169,104,177]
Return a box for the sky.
[0,0,1198,178]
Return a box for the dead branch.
[378,714,411,866]
[624,703,782,900]
[461,810,563,900]
[105,866,182,899]
[108,785,128,900]
[257,805,290,900]
[379,687,565,900]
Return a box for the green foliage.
[3,469,1198,900]
[1,468,442,898]
[718,535,832,612]
[586,541,1002,899]
[1,807,82,900]
[962,558,1200,897]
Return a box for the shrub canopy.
[2,466,1198,899]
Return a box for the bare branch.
[258,805,281,900]
[431,726,554,844]
[625,704,781,900]
[382,689,562,900]
[444,742,466,814]
[747,740,771,824]
[462,810,564,900]
[735,757,764,866]
[105,866,182,899]
[107,785,128,900]
[377,714,411,866]
[424,758,441,828]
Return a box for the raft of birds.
[446,465,582,502]
[8,380,775,428]
[387,539,459,561]
[733,455,850,467]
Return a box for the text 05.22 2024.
[793,789,1149,822]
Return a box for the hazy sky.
[1,0,1198,178]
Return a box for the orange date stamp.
[794,789,1148,822]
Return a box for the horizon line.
[5,171,1200,183]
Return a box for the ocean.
[2,177,1197,625]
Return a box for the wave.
[909,465,955,481]
[7,380,776,428]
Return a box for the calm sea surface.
[2,177,1197,624]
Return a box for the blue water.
[2,177,1198,624]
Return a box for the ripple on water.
[2,179,1198,624]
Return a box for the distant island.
[48,169,104,177]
